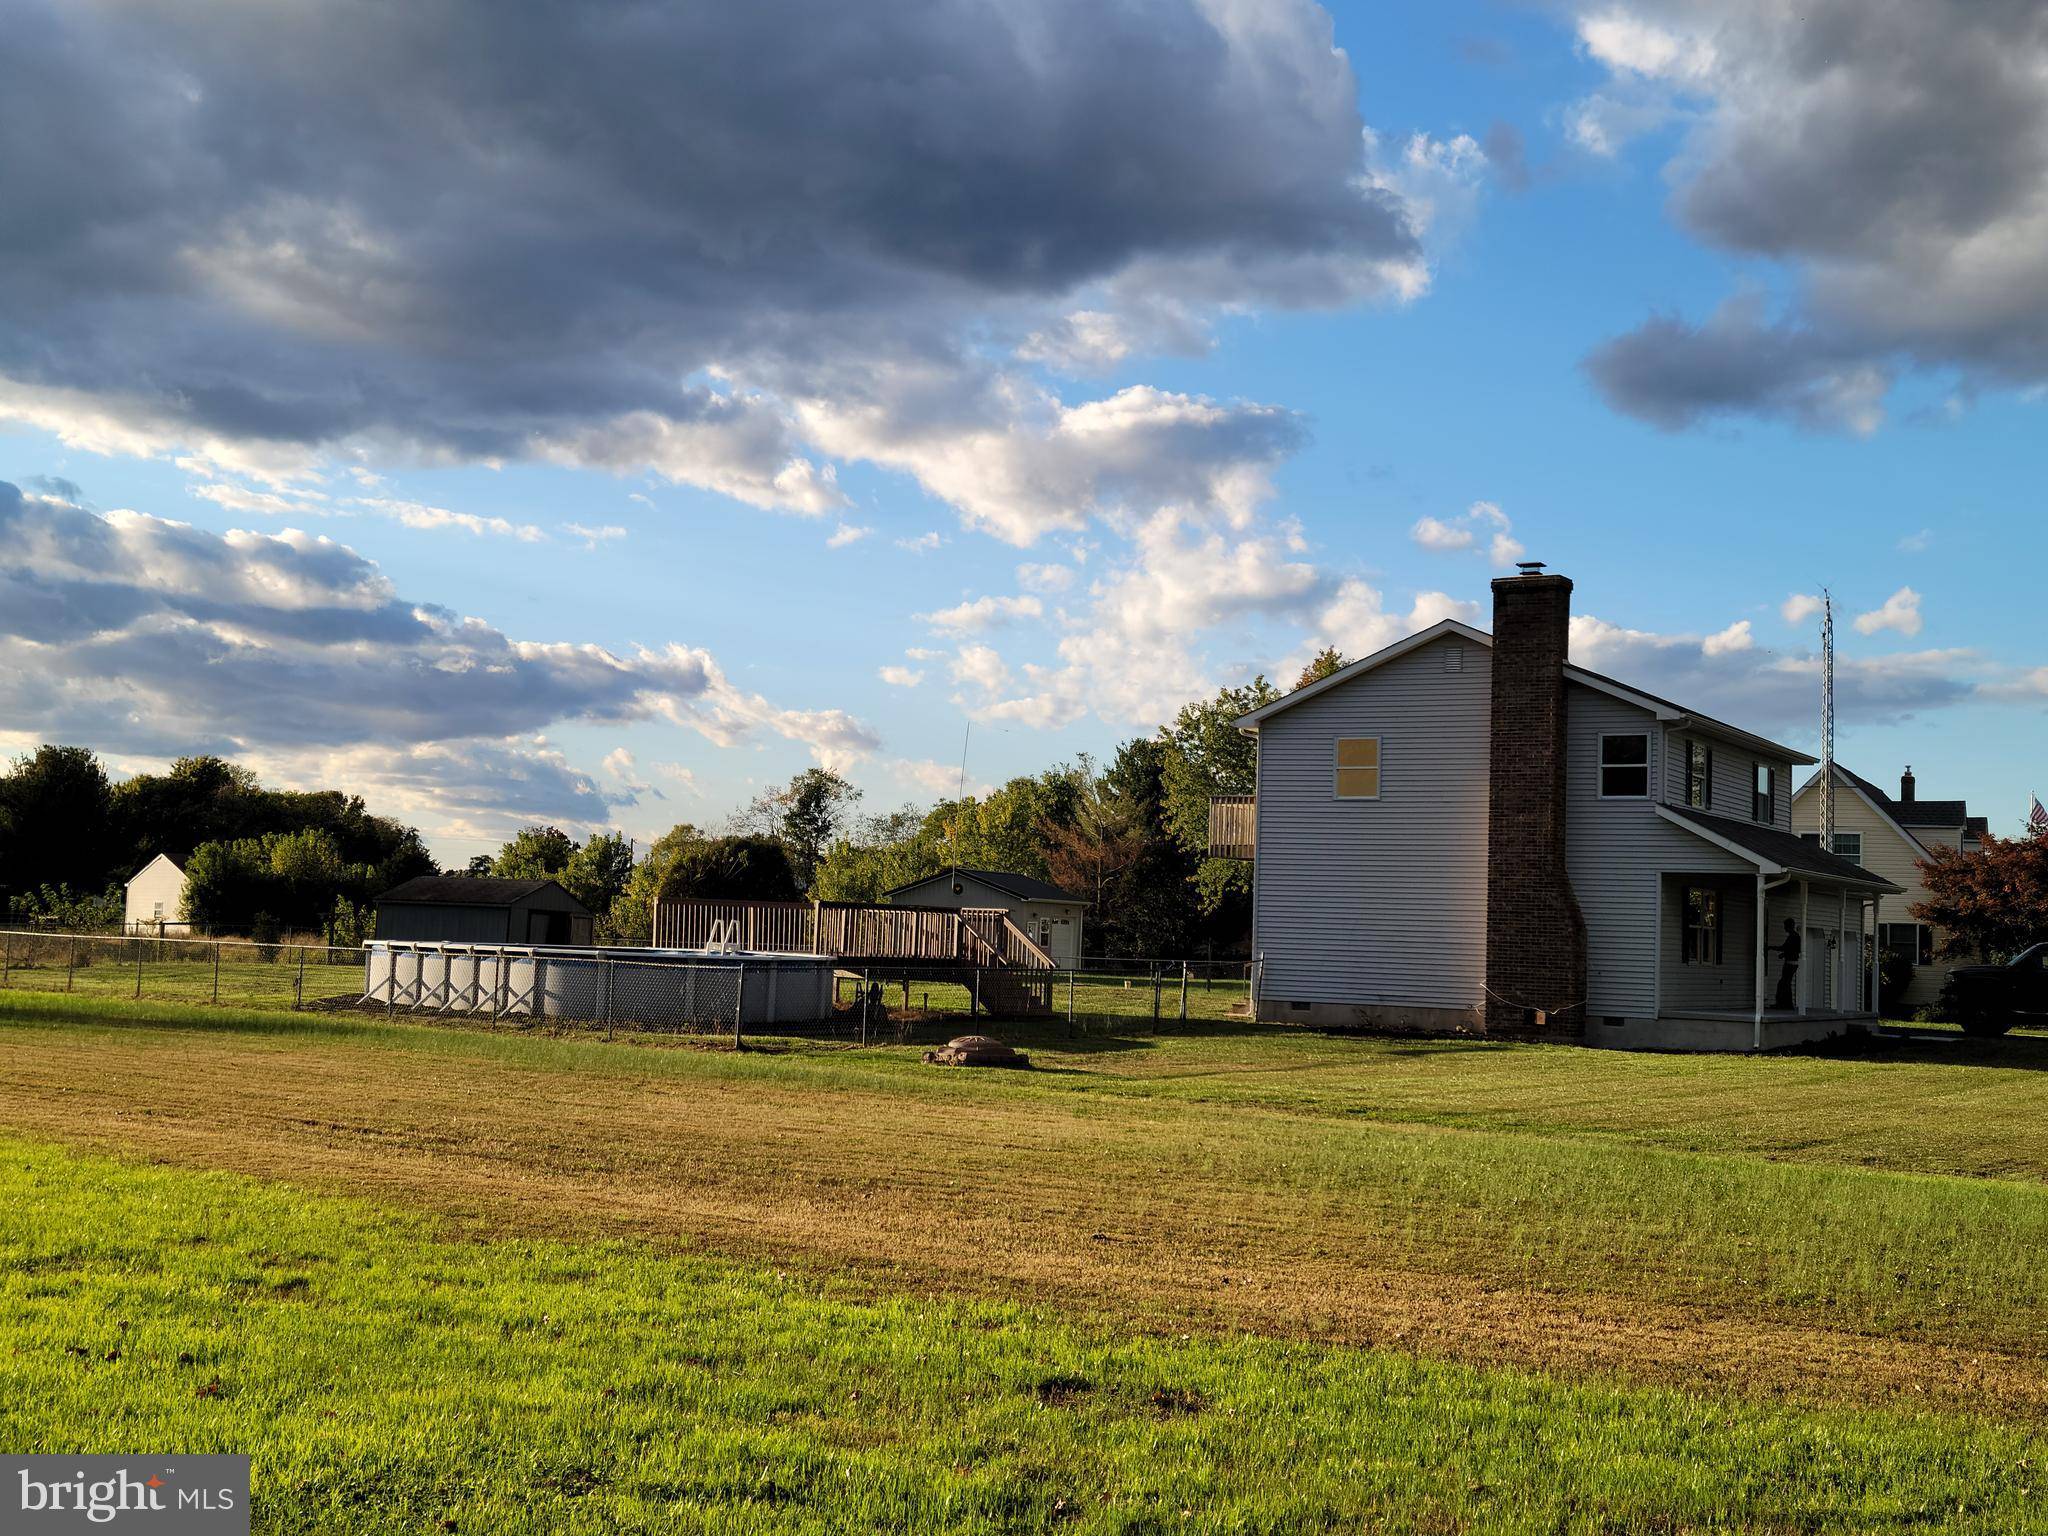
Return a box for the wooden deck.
[653,898,1056,972]
[1208,795,1255,859]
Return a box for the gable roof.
[1656,805,1901,891]
[378,875,579,909]
[126,852,184,886]
[1236,619,1816,764]
[1793,762,1979,855]
[883,866,1086,905]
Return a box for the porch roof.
[1656,805,1903,892]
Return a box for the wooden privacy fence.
[654,898,1054,970]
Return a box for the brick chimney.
[1484,570,1588,1036]
[1899,765,1916,803]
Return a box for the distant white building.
[881,867,1088,967]
[125,854,191,935]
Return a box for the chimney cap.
[1514,561,1547,575]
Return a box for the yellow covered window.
[1334,737,1381,799]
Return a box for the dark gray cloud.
[1482,122,1531,194]
[0,0,1414,495]
[1570,0,2048,430]
[1583,299,1888,434]
[0,481,876,764]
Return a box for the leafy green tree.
[610,824,708,944]
[7,883,124,931]
[758,769,861,891]
[563,832,636,930]
[0,745,115,906]
[1295,646,1345,689]
[490,826,578,880]
[655,836,802,904]
[1159,677,1279,914]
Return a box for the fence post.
[1151,963,1161,1027]
[971,968,981,1018]
[860,968,870,1047]
[1067,969,1076,1030]
[733,963,746,1051]
[66,937,78,993]
[211,942,221,1004]
[134,937,144,999]
[295,949,306,1009]
[2,929,11,988]
[603,957,614,1042]
[1179,964,1189,1022]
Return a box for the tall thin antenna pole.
[1819,588,1836,852]
[956,722,971,802]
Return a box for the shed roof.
[378,875,579,908]
[883,866,1086,905]
[1656,805,1901,891]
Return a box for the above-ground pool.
[363,941,834,1028]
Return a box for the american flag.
[2032,793,2048,836]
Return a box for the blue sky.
[3,0,2043,861]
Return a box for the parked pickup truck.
[1944,943,2048,1037]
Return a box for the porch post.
[1752,872,1766,1047]
[1843,884,1859,1015]
[1869,893,1882,1018]
[1798,880,1810,1015]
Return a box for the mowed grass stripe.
[4,1000,2048,1418]
[3,1137,2042,1536]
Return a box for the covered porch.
[1610,806,1904,1052]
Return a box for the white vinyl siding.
[1252,634,1489,1010]
[1567,689,1752,1018]
[1667,733,1795,832]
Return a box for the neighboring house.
[1792,763,1985,1013]
[375,876,594,946]
[124,854,192,935]
[1226,567,1902,1052]
[881,867,1087,967]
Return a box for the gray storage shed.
[375,876,594,946]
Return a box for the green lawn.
[4,1137,2043,1535]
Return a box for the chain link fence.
[0,929,1257,1046]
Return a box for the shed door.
[528,910,571,945]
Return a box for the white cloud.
[1016,562,1075,593]
[916,594,1045,635]
[1855,586,1924,638]
[1897,528,1933,553]
[1702,619,1753,656]
[350,496,547,542]
[1781,593,1825,625]
[827,522,872,548]
[877,665,925,688]
[1412,500,1526,567]
[948,644,1013,696]
[894,531,943,554]
[889,757,974,797]
[562,522,627,550]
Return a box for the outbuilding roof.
[378,875,577,908]
[1656,805,1901,891]
[883,866,1087,905]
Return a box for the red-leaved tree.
[1911,832,2048,961]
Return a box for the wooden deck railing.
[1208,795,1255,859]
[653,898,1056,970]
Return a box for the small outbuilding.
[125,853,191,935]
[881,866,1087,967]
[375,876,594,946]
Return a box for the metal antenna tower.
[1819,589,1835,851]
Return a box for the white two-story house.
[1221,567,1903,1052]
[1792,763,1985,1013]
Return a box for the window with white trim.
[1681,884,1724,964]
[1879,922,1933,967]
[1333,737,1380,799]
[1599,733,1650,798]
[1832,831,1862,864]
[1753,763,1775,825]
[1685,739,1713,810]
